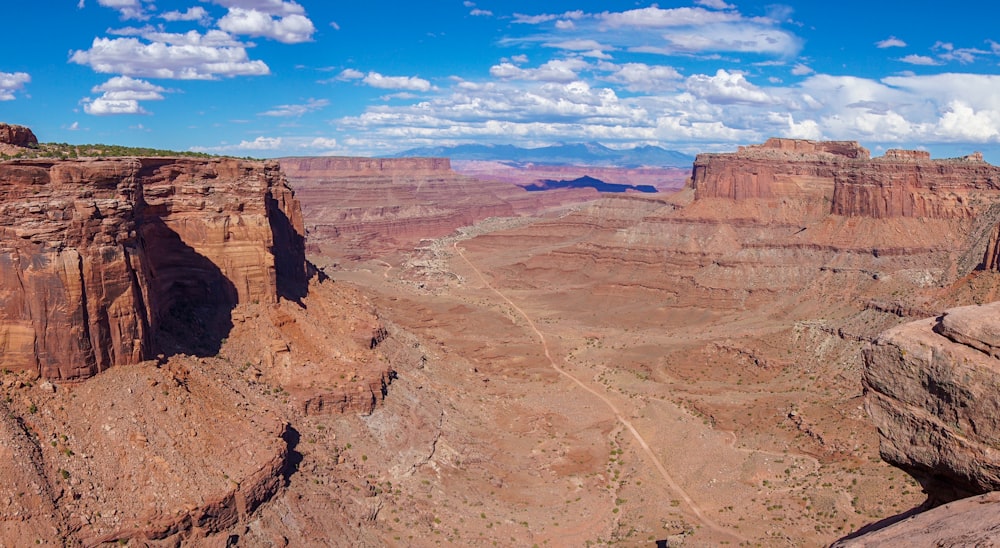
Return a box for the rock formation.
[863,302,1000,504]
[693,137,1000,219]
[0,157,306,380]
[0,123,38,148]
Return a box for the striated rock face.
[693,138,1000,219]
[0,123,38,148]
[863,302,1000,504]
[0,157,305,380]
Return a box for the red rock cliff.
[0,157,305,380]
[692,138,1000,219]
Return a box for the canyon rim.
[3,125,1000,545]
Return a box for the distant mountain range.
[390,142,694,168]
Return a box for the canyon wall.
[693,137,1000,220]
[0,157,305,380]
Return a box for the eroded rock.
[863,302,1000,503]
[0,157,306,380]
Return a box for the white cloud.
[217,7,315,43]
[337,68,364,80]
[603,62,682,92]
[791,63,814,76]
[362,72,432,91]
[876,36,906,48]
[490,59,590,83]
[259,98,329,117]
[696,0,735,8]
[600,6,739,28]
[83,97,148,115]
[160,7,211,24]
[305,137,338,149]
[97,0,153,20]
[238,136,283,150]
[0,71,30,101]
[470,9,492,17]
[685,69,776,105]
[82,75,168,115]
[512,11,585,25]
[899,54,942,66]
[207,0,306,17]
[69,36,270,79]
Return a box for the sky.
[4,1,1000,161]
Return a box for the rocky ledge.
[864,301,1000,504]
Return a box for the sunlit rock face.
[0,157,306,380]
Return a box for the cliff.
[0,157,306,380]
[692,137,1000,219]
[863,302,1000,504]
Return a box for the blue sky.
[4,1,1000,161]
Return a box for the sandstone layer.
[864,302,1000,504]
[0,123,38,148]
[0,157,305,380]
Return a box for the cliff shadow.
[266,194,308,302]
[138,218,237,358]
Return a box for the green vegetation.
[0,142,217,161]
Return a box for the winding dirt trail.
[453,242,746,544]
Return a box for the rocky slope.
[0,157,306,380]
[0,149,412,544]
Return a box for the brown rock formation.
[692,138,1000,219]
[0,157,306,380]
[863,302,1000,504]
[0,123,38,148]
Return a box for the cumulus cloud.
[876,36,906,48]
[686,70,776,105]
[489,59,589,83]
[259,98,329,117]
[82,75,168,115]
[511,5,801,59]
[69,35,270,79]
[217,7,315,43]
[97,0,154,20]
[206,0,306,17]
[306,137,338,149]
[791,63,814,76]
[362,72,432,92]
[238,136,283,150]
[0,71,30,101]
[160,7,211,24]
[899,54,942,66]
[602,62,682,92]
[696,0,735,8]
[337,68,365,80]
